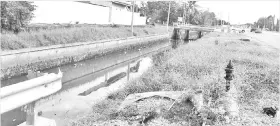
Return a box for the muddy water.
[1,40,171,126]
[1,31,202,126]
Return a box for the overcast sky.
[30,1,279,25]
[197,1,280,24]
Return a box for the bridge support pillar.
[171,28,181,49]
[183,30,189,43]
[198,31,202,38]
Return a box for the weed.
[1,26,168,50]
[70,32,280,125]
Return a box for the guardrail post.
[127,63,130,81]
[26,70,38,125]
[2,68,62,126]
[183,30,189,43]
[225,60,234,92]
[26,102,35,125]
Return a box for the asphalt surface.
[245,31,280,49]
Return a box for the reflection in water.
[1,40,170,126]
[78,72,127,96]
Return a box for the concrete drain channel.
[78,60,141,96]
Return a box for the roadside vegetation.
[250,15,279,31]
[69,32,279,126]
[1,1,230,51]
[1,25,168,50]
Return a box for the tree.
[140,1,179,25]
[140,1,220,26]
[1,1,36,33]
[199,10,216,26]
[139,2,147,17]
[157,2,179,24]
[184,1,200,24]
[267,15,274,30]
[255,15,276,30]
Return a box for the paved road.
[245,31,280,49]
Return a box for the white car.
[232,28,245,33]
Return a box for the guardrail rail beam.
[1,69,63,126]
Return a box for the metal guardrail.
[1,43,170,126]
[1,69,63,125]
[0,33,171,125]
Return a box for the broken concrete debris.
[262,106,278,118]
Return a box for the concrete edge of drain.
[78,60,141,96]
[78,72,127,96]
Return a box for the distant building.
[30,1,146,25]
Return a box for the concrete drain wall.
[1,34,169,80]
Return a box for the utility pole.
[228,12,230,33]
[228,12,230,25]
[272,15,275,30]
[183,2,186,25]
[167,2,171,32]
[279,18,280,32]
[264,16,266,29]
[278,18,280,32]
[131,1,135,36]
[220,12,223,26]
[218,12,221,26]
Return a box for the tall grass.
[1,26,167,50]
[70,32,279,126]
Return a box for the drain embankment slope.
[70,32,279,126]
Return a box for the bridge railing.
[170,26,214,49]
[175,25,215,32]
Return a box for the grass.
[1,25,168,50]
[69,32,279,126]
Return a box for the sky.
[197,1,280,24]
[29,1,279,25]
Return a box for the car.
[232,27,245,33]
[251,28,257,32]
[255,28,262,33]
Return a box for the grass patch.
[1,25,167,50]
[70,32,279,126]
